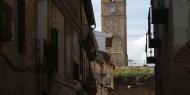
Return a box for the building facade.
[101,0,128,66]
[0,0,97,95]
[92,50,114,95]
[93,31,114,95]
[0,0,38,95]
[93,30,106,52]
[146,0,190,95]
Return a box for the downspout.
[100,64,103,95]
[80,0,84,85]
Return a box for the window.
[51,29,58,49]
[64,20,80,80]
[106,37,113,47]
[73,62,79,80]
[110,0,115,2]
[44,29,58,73]
[72,31,80,80]
[50,29,58,73]
[0,1,12,41]
[17,0,25,53]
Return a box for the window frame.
[0,1,12,41]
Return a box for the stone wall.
[49,0,66,79]
[0,0,97,95]
[0,0,38,95]
[101,0,127,67]
[175,41,190,95]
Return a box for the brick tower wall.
[101,0,127,66]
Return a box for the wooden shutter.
[17,0,25,53]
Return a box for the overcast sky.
[92,0,150,66]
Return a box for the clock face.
[109,4,117,14]
[110,7,116,13]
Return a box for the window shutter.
[45,29,59,74]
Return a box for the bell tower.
[101,0,127,66]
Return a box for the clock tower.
[101,0,128,66]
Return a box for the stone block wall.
[175,41,190,95]
[101,0,127,66]
[0,0,38,95]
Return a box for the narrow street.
[112,87,154,95]
[0,0,190,95]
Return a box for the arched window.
[0,1,12,41]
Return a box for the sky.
[92,0,150,66]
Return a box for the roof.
[83,0,96,26]
[96,50,110,64]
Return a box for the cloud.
[128,36,146,60]
[127,0,149,65]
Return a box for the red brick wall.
[175,41,190,95]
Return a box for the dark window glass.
[44,29,59,74]
[73,62,79,80]
[0,1,12,41]
[51,29,58,73]
[17,0,25,53]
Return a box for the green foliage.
[113,66,154,79]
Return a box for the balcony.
[151,7,169,24]
[147,7,165,48]
[149,38,161,48]
[147,57,156,64]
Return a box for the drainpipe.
[80,0,84,85]
[101,64,103,95]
